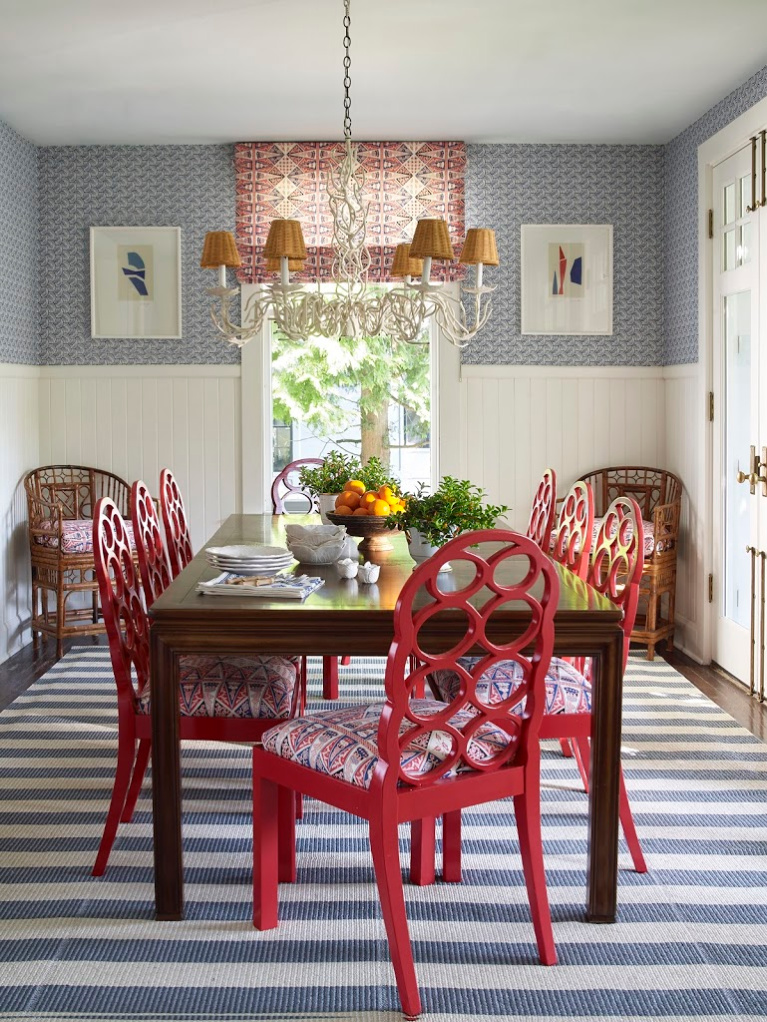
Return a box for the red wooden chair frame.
[92,496,299,877]
[526,468,557,550]
[252,529,560,1019]
[551,480,594,580]
[270,457,324,514]
[159,468,193,578]
[131,480,173,608]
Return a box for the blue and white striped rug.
[0,648,766,1021]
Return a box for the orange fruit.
[361,490,378,509]
[352,506,369,516]
[378,485,395,504]
[336,490,360,510]
[372,499,391,517]
[334,504,354,516]
[343,479,366,495]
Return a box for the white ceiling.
[1,0,767,146]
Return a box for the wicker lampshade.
[459,228,499,267]
[263,219,307,260]
[409,218,454,261]
[265,257,305,272]
[200,231,242,268]
[390,243,424,279]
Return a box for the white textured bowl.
[335,557,359,579]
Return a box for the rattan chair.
[578,466,683,659]
[24,465,132,658]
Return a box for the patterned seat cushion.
[33,518,136,554]
[550,516,655,557]
[261,699,517,790]
[428,656,591,716]
[136,655,297,719]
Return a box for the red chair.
[271,457,323,514]
[428,496,648,877]
[526,468,557,550]
[92,495,301,877]
[159,467,193,578]
[550,479,594,580]
[252,529,561,1019]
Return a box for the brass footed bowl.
[326,512,398,555]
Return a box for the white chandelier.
[200,0,499,349]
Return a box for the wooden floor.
[0,635,765,741]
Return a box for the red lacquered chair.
[526,468,557,550]
[270,457,323,514]
[159,468,193,578]
[252,529,560,1019]
[92,495,301,877]
[551,480,594,580]
[428,496,648,876]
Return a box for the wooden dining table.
[149,513,625,924]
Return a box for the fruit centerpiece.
[327,464,406,556]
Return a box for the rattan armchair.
[578,466,683,660]
[24,465,132,658]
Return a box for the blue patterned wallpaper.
[463,145,665,365]
[0,119,39,364]
[665,65,767,364]
[38,145,237,364]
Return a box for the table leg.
[322,656,339,699]
[586,628,624,922]
[150,632,184,919]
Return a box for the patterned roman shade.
[234,141,466,284]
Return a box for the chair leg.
[559,738,574,758]
[340,655,351,666]
[442,810,462,883]
[92,733,137,876]
[513,766,557,966]
[253,771,279,929]
[369,811,422,1020]
[120,738,151,822]
[277,787,297,883]
[410,818,436,886]
[619,767,647,873]
[572,736,591,794]
[322,656,339,700]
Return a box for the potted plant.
[388,477,509,566]
[298,451,362,522]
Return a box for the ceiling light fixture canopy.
[201,0,498,349]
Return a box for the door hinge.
[708,573,714,603]
[708,391,714,422]
[708,208,714,239]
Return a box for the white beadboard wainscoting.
[37,366,242,558]
[0,365,40,664]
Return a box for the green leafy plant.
[297,451,361,494]
[387,477,509,548]
[358,456,400,494]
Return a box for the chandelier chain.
[342,0,352,139]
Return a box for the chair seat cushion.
[136,655,297,719]
[33,518,135,554]
[261,699,517,789]
[550,516,655,557]
[428,656,591,716]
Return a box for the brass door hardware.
[746,136,759,212]
[761,130,766,207]
[746,545,766,702]
[736,445,767,496]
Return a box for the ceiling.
[1,0,767,146]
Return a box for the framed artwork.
[520,224,613,335]
[90,227,182,339]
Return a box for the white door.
[712,143,767,690]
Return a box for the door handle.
[736,445,767,496]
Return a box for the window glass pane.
[723,291,751,628]
[740,221,751,266]
[724,182,736,224]
[739,174,751,217]
[723,228,737,270]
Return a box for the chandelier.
[200,0,499,349]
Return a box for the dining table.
[148,513,625,924]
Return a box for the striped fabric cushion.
[428,656,592,716]
[136,655,297,719]
[261,698,517,789]
[33,518,136,553]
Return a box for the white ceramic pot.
[407,528,451,571]
[318,493,339,524]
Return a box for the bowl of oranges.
[326,480,406,555]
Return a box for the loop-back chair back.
[159,468,193,577]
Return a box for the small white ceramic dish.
[335,557,359,579]
[357,561,380,584]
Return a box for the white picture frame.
[520,224,613,335]
[90,226,182,339]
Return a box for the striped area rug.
[0,649,766,1021]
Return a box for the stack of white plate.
[205,544,294,576]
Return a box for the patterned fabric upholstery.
[550,517,655,557]
[428,656,591,717]
[34,518,136,554]
[261,699,517,790]
[136,655,297,719]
